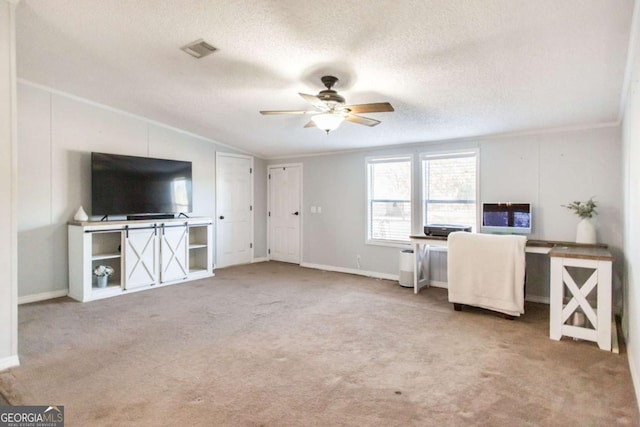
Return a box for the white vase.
[576,218,596,244]
[74,206,89,222]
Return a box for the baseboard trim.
[296,265,551,305]
[429,280,448,289]
[252,257,268,263]
[418,280,548,304]
[628,343,640,412]
[525,295,550,304]
[19,289,68,305]
[300,262,399,281]
[0,355,19,372]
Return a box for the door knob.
[292,211,299,216]
[219,216,224,220]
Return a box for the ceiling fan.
[259,75,394,134]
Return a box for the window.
[367,157,412,244]
[421,151,478,231]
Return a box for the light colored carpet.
[1,261,637,426]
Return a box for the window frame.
[365,155,413,247]
[420,148,480,232]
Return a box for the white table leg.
[597,260,612,351]
[413,241,419,294]
[413,242,430,294]
[549,255,612,351]
[549,257,563,341]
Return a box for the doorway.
[268,164,302,264]
[216,153,254,267]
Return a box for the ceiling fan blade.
[304,120,316,128]
[260,110,316,115]
[344,102,394,114]
[345,114,381,127]
[299,93,328,110]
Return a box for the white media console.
[68,217,213,302]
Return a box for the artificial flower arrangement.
[93,265,114,277]
[562,197,597,219]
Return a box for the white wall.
[268,126,623,303]
[17,82,267,301]
[0,0,19,371]
[621,0,640,409]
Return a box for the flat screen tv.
[481,202,532,235]
[92,152,192,218]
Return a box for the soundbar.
[424,224,472,237]
[127,214,175,221]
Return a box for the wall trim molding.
[0,355,19,372]
[300,262,398,281]
[252,257,268,263]
[18,289,67,305]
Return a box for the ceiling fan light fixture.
[312,113,344,134]
[260,75,394,131]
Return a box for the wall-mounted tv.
[91,152,192,218]
[481,202,532,235]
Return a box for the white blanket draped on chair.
[447,232,527,317]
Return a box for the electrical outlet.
[310,206,317,213]
[317,206,322,214]
[356,255,361,270]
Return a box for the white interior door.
[269,165,301,264]
[216,153,253,267]
[160,224,188,282]
[124,227,158,290]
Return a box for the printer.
[424,224,472,237]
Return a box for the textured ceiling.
[16,1,635,158]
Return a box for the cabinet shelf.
[92,252,122,261]
[92,283,121,292]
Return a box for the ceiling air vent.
[181,39,217,59]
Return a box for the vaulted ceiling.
[16,1,635,158]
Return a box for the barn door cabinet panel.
[124,226,159,290]
[160,224,189,283]
[68,218,213,302]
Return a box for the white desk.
[409,235,556,294]
[410,235,614,351]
